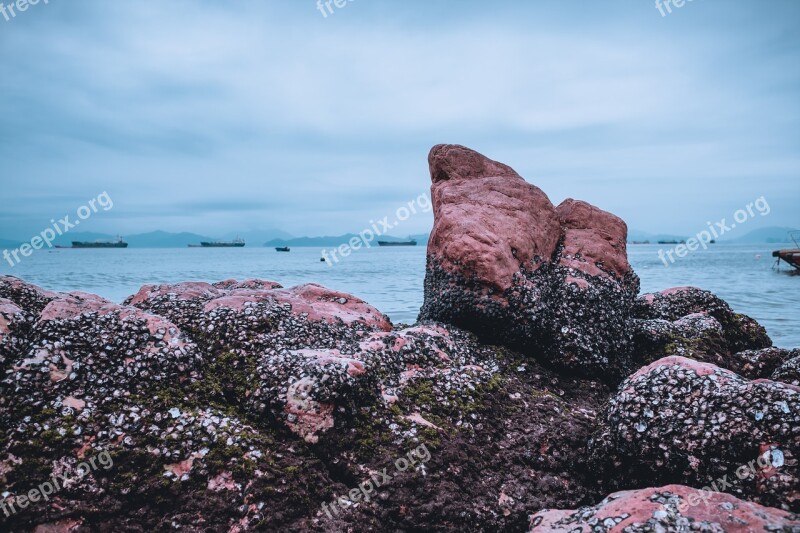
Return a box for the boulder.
[590,356,800,510]
[633,286,771,355]
[733,347,800,380]
[127,280,496,444]
[419,144,639,380]
[529,485,800,532]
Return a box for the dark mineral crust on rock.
[1,145,798,532]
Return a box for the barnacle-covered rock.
[0,285,202,423]
[126,279,400,442]
[590,356,800,510]
[0,297,31,367]
[774,353,800,386]
[0,275,58,315]
[733,347,800,380]
[0,277,523,531]
[529,485,800,532]
[633,287,771,352]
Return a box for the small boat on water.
[773,232,800,270]
[72,236,128,248]
[377,240,417,247]
[275,246,290,252]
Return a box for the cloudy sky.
[1,0,798,240]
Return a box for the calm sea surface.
[1,244,797,348]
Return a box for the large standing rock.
[419,144,639,380]
[590,356,800,511]
[418,145,777,382]
[529,485,800,532]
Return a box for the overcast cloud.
[1,0,798,240]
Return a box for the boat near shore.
[275,246,290,252]
[773,232,800,270]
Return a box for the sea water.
[2,244,797,348]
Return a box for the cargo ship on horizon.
[72,236,128,248]
[377,239,417,247]
[189,237,246,248]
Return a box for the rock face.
[529,485,800,532]
[419,144,640,380]
[590,356,800,511]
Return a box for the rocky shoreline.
[1,145,799,531]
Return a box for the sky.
[0,0,798,241]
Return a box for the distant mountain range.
[0,238,23,249]
[724,226,799,244]
[0,230,292,249]
[628,226,799,244]
[627,230,689,243]
[3,225,793,250]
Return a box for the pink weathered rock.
[37,292,191,350]
[39,292,123,322]
[529,484,800,532]
[125,281,227,306]
[284,377,336,444]
[270,284,391,331]
[420,144,639,380]
[427,144,561,292]
[0,275,58,315]
[32,519,84,533]
[0,297,23,341]
[555,199,632,283]
[128,280,391,332]
[3,284,201,414]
